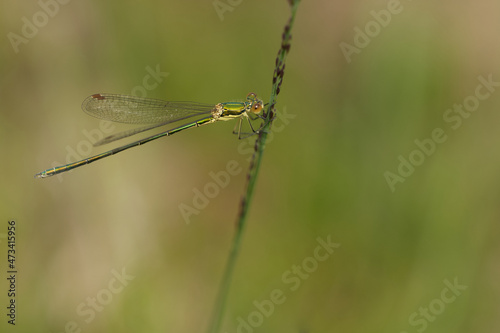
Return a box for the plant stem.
[207,2,300,332]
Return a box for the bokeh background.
[1,0,499,332]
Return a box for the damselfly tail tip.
[34,171,49,179]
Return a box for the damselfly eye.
[247,92,257,100]
[252,102,263,113]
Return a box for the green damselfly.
[35,92,264,179]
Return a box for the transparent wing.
[94,114,212,146]
[82,93,214,124]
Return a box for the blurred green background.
[1,0,499,332]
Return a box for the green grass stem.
[207,1,301,332]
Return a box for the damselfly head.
[246,92,263,114]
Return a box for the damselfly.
[35,92,264,179]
